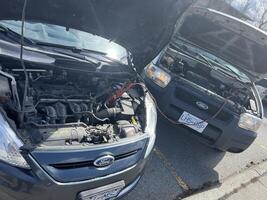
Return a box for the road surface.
[123,106,267,200]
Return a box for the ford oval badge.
[94,155,115,168]
[196,101,209,110]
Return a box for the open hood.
[176,7,267,81]
[0,0,192,70]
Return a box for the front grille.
[175,87,232,122]
[31,138,148,182]
[51,149,141,170]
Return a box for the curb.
[183,160,267,200]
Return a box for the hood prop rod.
[19,0,29,126]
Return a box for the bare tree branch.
[259,9,267,29]
[242,0,252,12]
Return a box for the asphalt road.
[123,106,267,200]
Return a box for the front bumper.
[144,76,257,153]
[0,157,146,200]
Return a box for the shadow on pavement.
[124,115,225,200]
[155,115,225,189]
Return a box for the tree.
[195,0,267,31]
[240,0,253,13]
[259,9,267,30]
[226,0,267,31]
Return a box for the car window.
[0,20,128,64]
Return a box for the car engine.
[0,64,146,147]
[160,48,259,115]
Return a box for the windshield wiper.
[24,45,99,67]
[171,43,217,70]
[173,39,247,81]
[34,41,106,55]
[34,41,124,65]
[32,41,102,65]
[196,53,216,70]
[170,40,247,83]
[0,24,34,44]
[198,53,244,82]
[214,61,244,81]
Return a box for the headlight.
[0,113,30,169]
[145,63,171,88]
[238,113,262,132]
[144,93,157,158]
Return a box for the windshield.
[171,37,251,83]
[0,20,128,64]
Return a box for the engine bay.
[160,47,259,115]
[0,63,146,147]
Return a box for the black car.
[144,7,266,153]
[0,0,193,199]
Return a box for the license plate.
[77,181,125,200]
[178,111,208,133]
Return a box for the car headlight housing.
[238,113,262,132]
[145,63,171,88]
[144,93,157,158]
[0,113,30,169]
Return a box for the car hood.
[176,7,267,82]
[0,0,192,71]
